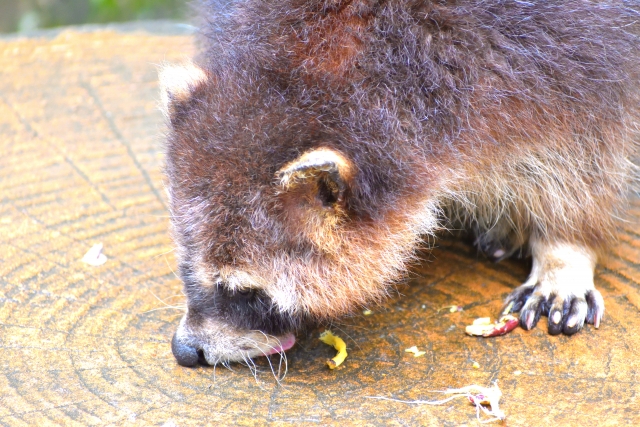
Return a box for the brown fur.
[163,0,640,366]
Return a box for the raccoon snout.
[171,332,200,367]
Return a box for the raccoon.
[161,0,640,367]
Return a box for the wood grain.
[0,23,639,426]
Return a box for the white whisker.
[251,331,289,383]
[143,291,187,314]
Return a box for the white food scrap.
[404,346,426,357]
[82,243,107,266]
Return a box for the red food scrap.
[465,314,519,337]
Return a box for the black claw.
[585,290,599,325]
[506,286,534,313]
[171,333,200,367]
[519,295,545,330]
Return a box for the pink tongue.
[264,333,296,356]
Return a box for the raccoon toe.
[515,291,548,331]
[584,289,605,329]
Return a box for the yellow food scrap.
[319,330,347,369]
[405,346,426,357]
[363,309,373,316]
[437,305,463,313]
[472,361,480,369]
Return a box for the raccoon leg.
[504,236,605,335]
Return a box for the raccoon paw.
[504,239,604,335]
[474,226,524,262]
[505,284,604,335]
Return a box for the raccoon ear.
[159,62,207,121]
[276,148,354,208]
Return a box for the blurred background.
[0,0,188,34]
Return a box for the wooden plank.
[1,23,638,426]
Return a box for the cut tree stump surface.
[1,23,639,426]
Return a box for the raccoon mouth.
[263,333,296,356]
[172,331,297,366]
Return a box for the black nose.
[171,332,200,367]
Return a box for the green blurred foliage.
[87,0,187,22]
[1,0,188,33]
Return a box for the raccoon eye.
[236,287,255,297]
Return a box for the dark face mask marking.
[180,262,300,336]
